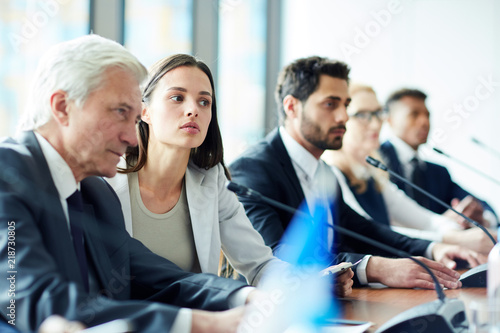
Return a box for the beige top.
[128,172,201,273]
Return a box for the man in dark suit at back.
[230,56,485,289]
[380,88,498,228]
[0,34,251,333]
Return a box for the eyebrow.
[116,102,133,110]
[326,96,352,102]
[167,87,212,97]
[356,108,383,113]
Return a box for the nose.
[186,99,199,118]
[336,105,349,124]
[121,120,138,147]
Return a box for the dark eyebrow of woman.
[167,87,212,97]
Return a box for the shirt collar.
[34,132,79,200]
[279,126,320,182]
[388,132,420,164]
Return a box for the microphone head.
[226,181,245,196]
[432,147,446,156]
[365,156,388,171]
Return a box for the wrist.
[365,256,385,283]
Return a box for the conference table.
[339,285,486,332]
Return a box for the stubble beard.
[300,112,344,151]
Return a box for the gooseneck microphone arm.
[226,181,446,302]
[365,156,496,246]
[472,137,500,161]
[432,147,500,187]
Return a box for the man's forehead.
[315,75,349,96]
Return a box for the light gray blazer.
[107,159,280,285]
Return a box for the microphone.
[432,147,500,187]
[366,156,494,287]
[472,137,500,161]
[227,181,468,333]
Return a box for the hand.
[366,256,461,289]
[38,315,85,333]
[191,307,245,333]
[432,243,487,269]
[443,196,486,228]
[334,268,354,297]
[442,228,496,254]
[321,263,354,297]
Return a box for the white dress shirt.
[279,127,374,284]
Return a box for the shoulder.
[230,137,282,173]
[0,137,35,165]
[0,138,43,187]
[82,176,121,203]
[424,161,450,176]
[379,141,396,157]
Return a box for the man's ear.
[283,95,300,119]
[49,90,70,126]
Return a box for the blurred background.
[1,0,500,214]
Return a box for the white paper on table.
[321,322,373,333]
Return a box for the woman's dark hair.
[120,54,226,175]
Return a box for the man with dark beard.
[229,56,485,289]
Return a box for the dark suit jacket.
[0,131,247,332]
[379,141,497,219]
[229,129,431,285]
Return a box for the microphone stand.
[472,137,500,161]
[366,156,495,287]
[365,156,496,245]
[432,147,500,187]
[227,181,468,333]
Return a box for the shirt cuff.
[228,286,255,308]
[170,308,192,333]
[355,255,372,285]
[425,242,436,259]
[483,210,498,228]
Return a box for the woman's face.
[143,66,213,150]
[343,90,384,155]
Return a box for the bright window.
[0,0,89,136]
[124,0,193,69]
[217,0,267,163]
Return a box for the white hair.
[19,34,147,130]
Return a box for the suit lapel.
[267,129,307,205]
[16,131,87,284]
[185,163,217,274]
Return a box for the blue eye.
[200,99,211,107]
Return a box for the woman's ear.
[141,105,151,124]
[283,95,300,120]
[50,90,70,126]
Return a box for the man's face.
[388,96,430,150]
[64,67,142,179]
[288,75,350,158]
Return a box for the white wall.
[282,0,500,216]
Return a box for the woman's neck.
[138,139,190,199]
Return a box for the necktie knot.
[67,190,83,212]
